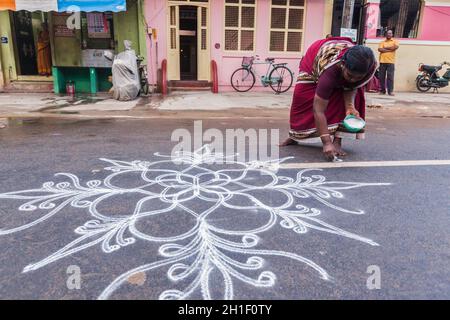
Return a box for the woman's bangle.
[320,134,330,138]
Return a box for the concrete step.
[168,80,212,93]
[5,81,54,93]
[168,80,212,88]
[169,86,211,92]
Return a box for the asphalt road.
[0,112,449,299]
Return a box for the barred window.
[169,6,177,50]
[224,0,256,51]
[200,7,207,50]
[270,0,305,52]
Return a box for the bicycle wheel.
[141,82,150,95]
[230,67,255,92]
[139,67,150,95]
[269,66,293,94]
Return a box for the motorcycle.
[416,61,450,92]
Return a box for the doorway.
[331,0,364,39]
[12,11,37,75]
[167,3,210,81]
[11,11,52,76]
[179,6,197,80]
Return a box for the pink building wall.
[145,0,168,87]
[144,0,326,91]
[419,6,450,41]
[211,0,325,91]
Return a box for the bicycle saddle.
[266,57,275,62]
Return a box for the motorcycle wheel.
[416,75,432,92]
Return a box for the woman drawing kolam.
[281,37,377,161]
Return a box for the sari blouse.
[297,37,377,100]
[316,62,377,100]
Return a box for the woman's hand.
[323,142,338,161]
[343,90,359,118]
[345,104,360,118]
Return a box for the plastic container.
[343,114,365,133]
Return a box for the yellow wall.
[322,0,333,37]
[367,41,450,92]
[0,11,17,85]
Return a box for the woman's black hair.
[341,45,375,75]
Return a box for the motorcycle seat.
[422,65,441,73]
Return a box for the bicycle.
[230,55,294,93]
[137,56,150,96]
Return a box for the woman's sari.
[37,30,52,76]
[289,37,376,142]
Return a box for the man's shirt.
[379,38,399,64]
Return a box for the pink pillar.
[210,0,224,68]
[365,1,380,39]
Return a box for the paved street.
[0,107,449,300]
[1,91,450,117]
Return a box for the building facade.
[364,0,450,92]
[0,0,147,93]
[2,0,448,94]
[144,0,334,91]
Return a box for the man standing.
[378,30,399,95]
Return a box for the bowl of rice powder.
[343,115,366,133]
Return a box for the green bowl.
[343,115,365,133]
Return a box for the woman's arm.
[343,89,360,117]
[313,95,331,138]
[379,47,397,52]
[313,95,336,160]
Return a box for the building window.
[378,0,421,38]
[224,0,256,51]
[169,6,177,50]
[269,0,305,52]
[201,7,207,50]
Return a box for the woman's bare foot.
[280,137,297,146]
[332,137,347,156]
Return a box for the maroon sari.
[289,37,376,142]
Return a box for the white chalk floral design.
[0,145,389,299]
